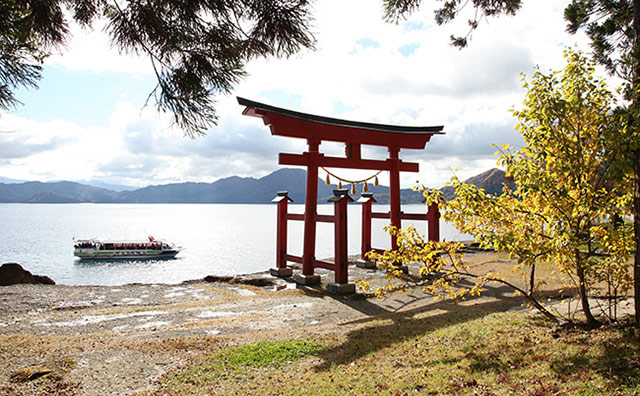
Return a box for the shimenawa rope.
[321,167,381,194]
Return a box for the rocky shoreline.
[1,259,474,395]
[0,263,55,286]
[2,251,631,396]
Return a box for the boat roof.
[75,238,167,243]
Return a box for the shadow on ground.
[311,285,525,371]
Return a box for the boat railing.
[96,242,165,250]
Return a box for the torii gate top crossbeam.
[238,97,444,149]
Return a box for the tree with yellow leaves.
[364,49,633,327]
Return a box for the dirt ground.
[0,251,634,395]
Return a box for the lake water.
[0,204,469,286]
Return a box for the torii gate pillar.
[388,146,401,250]
[298,138,321,285]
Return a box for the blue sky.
[0,0,593,189]
[11,67,156,128]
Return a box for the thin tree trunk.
[608,268,613,320]
[634,149,640,326]
[529,263,536,295]
[576,249,599,328]
[633,0,640,327]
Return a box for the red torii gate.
[238,97,443,293]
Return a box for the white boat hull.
[73,237,182,260]
[74,249,180,260]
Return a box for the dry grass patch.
[10,358,77,383]
[147,307,640,396]
[0,333,224,396]
[179,312,267,329]
[0,338,84,396]
[464,251,571,293]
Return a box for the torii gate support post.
[427,202,440,242]
[294,138,321,286]
[356,192,377,268]
[388,146,408,272]
[388,147,401,251]
[327,189,356,294]
[271,191,293,277]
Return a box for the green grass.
[161,340,324,393]
[223,340,323,367]
[150,309,640,396]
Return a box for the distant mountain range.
[0,168,513,204]
[0,176,26,184]
[439,168,516,200]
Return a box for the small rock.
[201,274,274,287]
[0,263,55,286]
[33,274,55,285]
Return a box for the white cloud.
[232,0,592,187]
[0,114,119,181]
[0,96,301,186]
[2,0,603,189]
[48,20,152,75]
[0,127,75,160]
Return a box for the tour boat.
[73,236,182,260]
